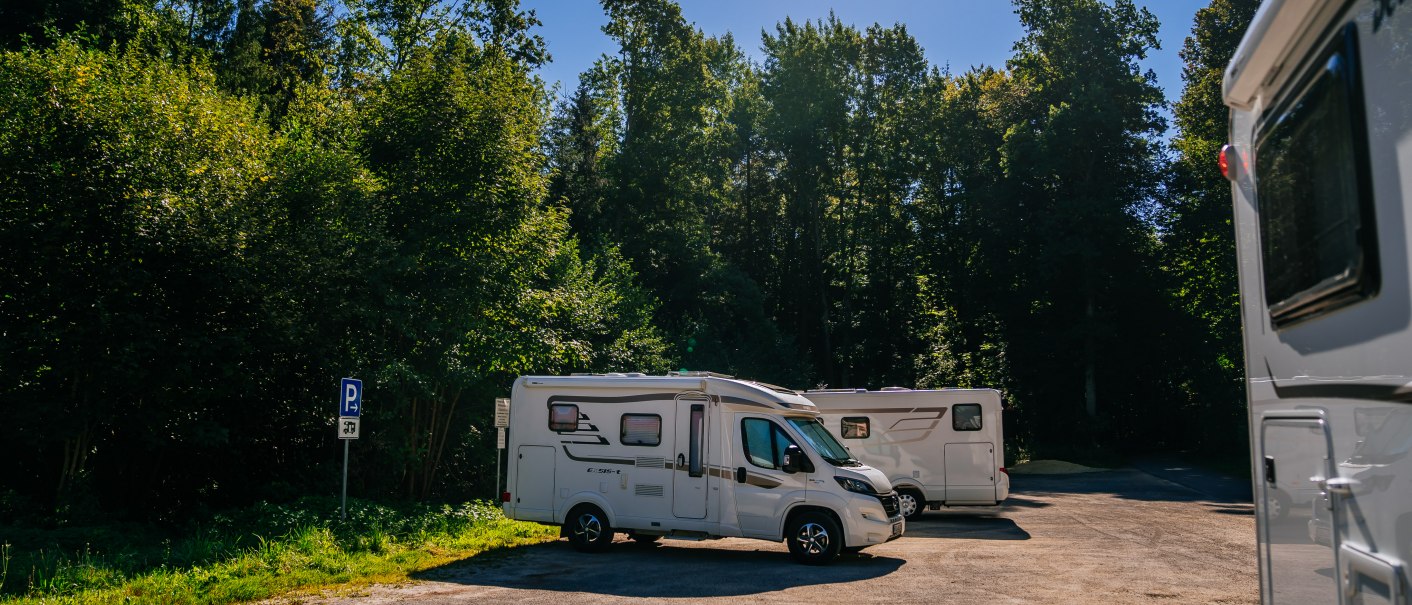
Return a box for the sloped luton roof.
[519,373,817,412]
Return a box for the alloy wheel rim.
[575,513,602,542]
[797,522,829,554]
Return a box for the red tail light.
[502,491,511,503]
[1219,144,1234,180]
[999,467,1008,475]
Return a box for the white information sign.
[496,427,506,449]
[338,416,360,439]
[494,397,510,427]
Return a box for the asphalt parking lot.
[286,466,1259,605]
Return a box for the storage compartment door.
[514,445,556,522]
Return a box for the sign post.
[339,378,363,520]
[494,397,509,501]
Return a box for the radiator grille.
[634,484,665,497]
[877,493,901,517]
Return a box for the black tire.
[566,505,614,552]
[786,511,842,565]
[898,488,926,522]
[629,533,662,545]
[1267,489,1292,521]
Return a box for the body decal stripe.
[561,446,635,465]
[548,393,677,405]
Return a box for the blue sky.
[520,0,1211,130]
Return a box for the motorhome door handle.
[678,453,685,468]
[1315,476,1357,497]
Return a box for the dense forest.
[0,0,1258,522]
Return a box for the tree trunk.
[1084,290,1097,418]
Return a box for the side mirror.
[782,444,811,474]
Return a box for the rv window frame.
[840,417,870,439]
[619,413,662,447]
[952,404,983,432]
[1252,23,1378,327]
[548,403,579,432]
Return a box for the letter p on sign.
[340,378,363,417]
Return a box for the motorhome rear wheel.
[897,488,926,522]
[567,504,613,553]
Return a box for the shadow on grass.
[414,538,903,598]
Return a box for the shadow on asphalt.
[902,515,1031,540]
[1013,469,1251,504]
[1204,502,1255,516]
[998,495,1052,509]
[414,539,904,598]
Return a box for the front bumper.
[842,492,906,545]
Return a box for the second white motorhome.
[803,388,1009,521]
[501,372,905,564]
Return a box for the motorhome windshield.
[787,417,861,466]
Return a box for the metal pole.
[341,438,349,520]
[496,448,501,502]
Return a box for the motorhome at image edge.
[1224,0,1412,602]
[804,388,1009,521]
[500,372,906,564]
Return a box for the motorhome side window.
[741,418,796,469]
[1254,24,1377,326]
[840,417,870,439]
[548,403,578,431]
[953,404,982,431]
[620,414,661,446]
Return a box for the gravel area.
[274,467,1259,605]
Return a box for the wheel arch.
[561,493,615,527]
[780,503,847,544]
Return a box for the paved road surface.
[280,468,1258,604]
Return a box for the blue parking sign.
[339,378,362,417]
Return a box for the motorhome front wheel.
[786,511,842,565]
[567,505,614,552]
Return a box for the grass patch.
[0,498,557,604]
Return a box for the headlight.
[834,476,877,495]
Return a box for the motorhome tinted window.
[620,414,661,446]
[953,404,982,431]
[549,404,578,431]
[841,417,870,439]
[741,418,794,469]
[1255,25,1377,326]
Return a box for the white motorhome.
[501,372,905,564]
[803,388,1009,521]
[1223,0,1412,602]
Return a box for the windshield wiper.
[822,455,862,467]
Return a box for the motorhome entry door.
[673,395,709,518]
[1259,417,1336,605]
